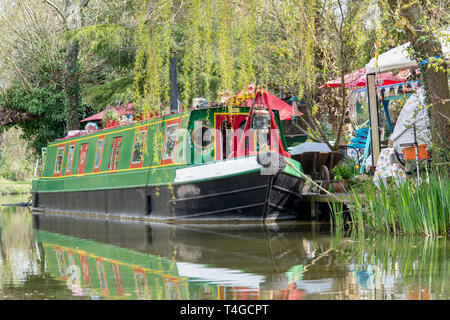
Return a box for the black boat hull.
[32,171,304,223]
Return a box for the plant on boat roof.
[102,109,120,126]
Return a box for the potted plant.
[102,109,120,128]
[332,157,359,193]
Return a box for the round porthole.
[191,125,214,149]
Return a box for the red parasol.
[80,103,135,122]
[320,67,407,88]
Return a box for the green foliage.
[180,0,213,103]
[70,24,135,72]
[84,77,134,112]
[333,157,359,180]
[1,0,446,163]
[0,84,66,154]
[132,0,175,113]
[0,178,31,194]
[132,0,324,110]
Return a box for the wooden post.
[366,73,381,167]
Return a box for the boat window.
[238,119,249,153]
[113,139,121,170]
[108,140,115,170]
[220,120,232,159]
[162,123,180,161]
[192,125,214,149]
[54,146,65,175]
[65,144,75,174]
[131,129,147,164]
[94,137,104,170]
[77,143,89,174]
[108,136,122,171]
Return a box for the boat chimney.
[169,50,178,113]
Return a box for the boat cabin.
[39,105,289,187]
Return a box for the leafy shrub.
[0,127,35,180]
[333,157,359,180]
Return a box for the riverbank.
[0,177,31,195]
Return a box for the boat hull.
[32,171,304,223]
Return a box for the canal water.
[0,194,448,300]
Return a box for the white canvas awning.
[390,87,431,154]
[366,28,450,74]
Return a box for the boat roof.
[52,105,252,144]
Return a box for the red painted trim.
[163,275,181,300]
[93,135,105,173]
[130,125,149,169]
[53,108,192,143]
[76,143,89,174]
[132,267,149,299]
[110,262,124,296]
[95,258,109,296]
[215,114,249,160]
[235,91,289,158]
[108,136,122,172]
[160,118,181,165]
[53,144,66,177]
[65,142,76,176]
[79,253,90,284]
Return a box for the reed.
[329,200,345,236]
[330,170,450,236]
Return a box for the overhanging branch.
[43,0,66,23]
[0,108,34,127]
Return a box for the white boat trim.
[174,156,262,183]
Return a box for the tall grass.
[330,170,450,236]
[0,127,36,181]
[0,177,32,195]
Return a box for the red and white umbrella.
[320,67,407,88]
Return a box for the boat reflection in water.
[32,213,330,300]
[31,212,449,300]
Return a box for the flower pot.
[332,180,349,193]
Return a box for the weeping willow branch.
[293,123,321,143]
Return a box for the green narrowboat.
[32,91,305,223]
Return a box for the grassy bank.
[0,177,31,195]
[330,170,450,237]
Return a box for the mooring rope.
[285,158,344,202]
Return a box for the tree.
[283,0,371,149]
[386,0,450,162]
[0,0,134,155]
[0,0,65,141]
[45,0,90,131]
[66,0,137,111]
[0,84,66,154]
[329,0,370,150]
